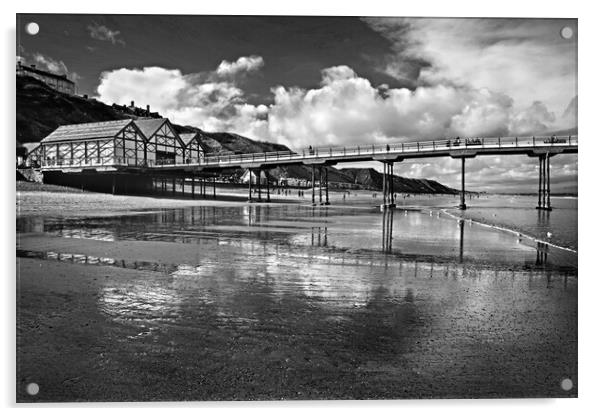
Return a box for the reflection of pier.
[17,204,575,274]
[537,208,551,227]
[381,210,394,253]
[535,242,549,267]
[310,226,328,247]
[458,219,465,263]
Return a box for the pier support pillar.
[265,170,271,202]
[311,165,316,205]
[256,170,262,201]
[248,169,253,202]
[213,176,216,199]
[537,153,552,210]
[324,168,330,205]
[459,157,467,210]
[538,156,542,208]
[381,161,396,210]
[191,174,196,199]
[319,167,323,204]
[546,153,551,209]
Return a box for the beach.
[16,185,578,401]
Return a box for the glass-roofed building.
[38,118,203,169]
[39,119,148,169]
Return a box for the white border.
[2,1,600,415]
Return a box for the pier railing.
[167,135,578,167]
[40,135,577,169]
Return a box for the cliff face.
[340,168,458,194]
[16,76,457,194]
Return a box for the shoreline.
[17,187,577,255]
[440,208,578,255]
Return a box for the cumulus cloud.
[510,101,556,135]
[87,22,125,45]
[216,55,264,78]
[266,65,566,149]
[96,57,270,140]
[363,17,577,122]
[97,61,570,148]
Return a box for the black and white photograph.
[14,8,579,403]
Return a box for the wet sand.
[16,192,578,401]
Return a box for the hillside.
[17,76,128,146]
[16,75,457,194]
[341,168,457,194]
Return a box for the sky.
[16,14,578,193]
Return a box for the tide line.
[439,209,578,254]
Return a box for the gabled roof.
[180,131,210,153]
[134,118,170,139]
[21,142,41,154]
[41,119,133,144]
[179,132,199,146]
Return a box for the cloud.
[20,53,81,83]
[97,61,569,147]
[510,101,556,135]
[363,18,577,121]
[87,22,125,46]
[32,53,69,74]
[216,55,264,78]
[266,65,567,149]
[95,57,270,140]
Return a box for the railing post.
[498,137,500,147]
[569,136,571,145]
[433,140,435,150]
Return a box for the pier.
[35,120,577,211]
